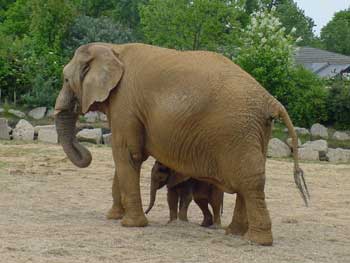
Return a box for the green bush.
[63,15,135,57]
[286,67,328,128]
[326,79,350,130]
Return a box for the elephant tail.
[268,98,310,207]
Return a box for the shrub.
[63,15,135,57]
[326,79,350,130]
[286,66,328,128]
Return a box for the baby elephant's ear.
[81,45,124,114]
[167,174,191,189]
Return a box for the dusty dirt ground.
[0,141,349,263]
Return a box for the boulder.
[327,148,350,163]
[84,111,99,123]
[99,112,108,122]
[46,108,55,118]
[310,123,328,139]
[0,118,10,140]
[286,137,302,148]
[295,127,310,136]
[28,107,46,120]
[302,140,328,153]
[298,147,319,161]
[12,119,34,141]
[332,131,350,141]
[8,109,25,118]
[0,108,4,113]
[103,133,112,146]
[267,138,291,158]
[37,126,58,144]
[77,128,102,144]
[34,125,56,134]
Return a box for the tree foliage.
[321,9,350,55]
[140,0,244,52]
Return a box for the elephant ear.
[81,45,124,114]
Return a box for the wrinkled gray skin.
[146,161,223,227]
[54,42,309,246]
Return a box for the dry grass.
[0,141,349,262]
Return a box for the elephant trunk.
[145,180,158,214]
[54,86,92,168]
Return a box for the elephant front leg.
[167,188,179,222]
[107,170,125,220]
[226,193,248,235]
[115,148,148,227]
[178,186,192,222]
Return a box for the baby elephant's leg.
[209,186,223,228]
[167,187,179,222]
[193,181,213,227]
[178,182,192,221]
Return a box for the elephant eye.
[65,78,69,83]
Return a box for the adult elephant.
[54,43,309,246]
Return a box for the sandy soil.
[0,141,349,263]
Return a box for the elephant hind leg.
[227,152,272,245]
[178,185,192,221]
[225,193,248,236]
[194,198,213,227]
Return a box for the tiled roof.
[295,47,350,65]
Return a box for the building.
[294,47,350,79]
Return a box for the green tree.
[0,0,32,37]
[140,0,244,52]
[64,15,135,56]
[321,9,350,55]
[236,7,296,101]
[30,0,76,51]
[236,8,327,127]
[274,0,315,46]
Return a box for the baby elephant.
[145,161,223,227]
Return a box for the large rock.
[103,133,112,146]
[295,127,310,136]
[0,118,10,140]
[77,128,102,144]
[34,125,55,134]
[28,107,47,120]
[267,138,291,158]
[327,148,350,163]
[302,140,328,153]
[8,109,25,118]
[84,111,99,123]
[332,131,350,141]
[99,112,108,122]
[298,147,319,161]
[37,126,58,144]
[12,119,34,141]
[310,123,328,139]
[0,108,4,113]
[46,108,55,118]
[286,137,302,148]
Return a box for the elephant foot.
[225,221,248,236]
[200,216,213,227]
[178,214,189,222]
[167,218,177,224]
[121,213,148,227]
[106,206,124,220]
[243,229,273,246]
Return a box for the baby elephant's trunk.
[145,181,157,214]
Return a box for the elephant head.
[145,161,190,214]
[54,43,124,168]
[145,161,170,214]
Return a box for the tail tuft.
[293,167,310,207]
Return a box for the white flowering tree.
[236,7,300,101]
[236,8,328,127]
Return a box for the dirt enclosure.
[0,141,349,263]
